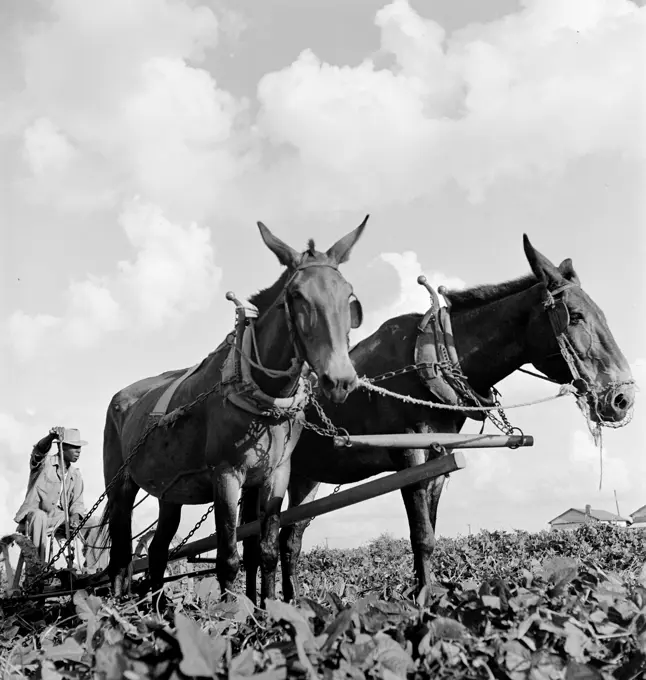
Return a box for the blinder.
[349,294,363,329]
[547,298,570,335]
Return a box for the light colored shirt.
[14,444,86,525]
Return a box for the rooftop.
[548,507,631,525]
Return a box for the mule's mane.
[443,273,539,310]
[248,270,291,314]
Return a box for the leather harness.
[414,277,495,421]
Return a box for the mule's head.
[257,216,368,403]
[523,235,634,424]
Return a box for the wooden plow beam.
[333,432,533,449]
[115,452,464,576]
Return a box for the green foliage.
[1,524,644,678]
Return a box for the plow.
[1,431,533,603]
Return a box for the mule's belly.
[291,442,396,484]
[128,418,303,504]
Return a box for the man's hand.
[70,513,82,530]
[49,426,65,442]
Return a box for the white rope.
[356,377,576,411]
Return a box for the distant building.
[548,504,631,531]
[629,504,646,530]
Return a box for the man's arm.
[30,426,65,472]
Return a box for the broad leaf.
[45,637,85,663]
[175,612,225,678]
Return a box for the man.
[14,426,87,562]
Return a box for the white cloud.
[0,413,31,537]
[0,413,27,462]
[63,279,123,348]
[353,250,466,343]
[118,56,246,219]
[23,117,76,175]
[8,311,62,361]
[256,0,645,208]
[14,0,246,221]
[6,0,644,221]
[8,199,222,358]
[116,199,222,329]
[5,0,643,236]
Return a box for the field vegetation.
[1,524,645,679]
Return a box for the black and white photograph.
[1,0,644,677]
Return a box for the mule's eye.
[570,312,584,325]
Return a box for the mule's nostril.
[613,393,628,411]
[320,374,335,392]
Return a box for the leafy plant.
[1,524,644,678]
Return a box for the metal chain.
[18,380,226,597]
[168,504,215,560]
[19,422,155,594]
[301,390,347,440]
[366,359,519,438]
[364,362,438,384]
[302,483,342,532]
[486,388,517,438]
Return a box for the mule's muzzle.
[595,382,636,423]
[319,370,358,404]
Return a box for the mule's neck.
[450,283,543,394]
[249,303,302,398]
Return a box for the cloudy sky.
[1,0,644,554]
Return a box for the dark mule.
[99,217,368,605]
[241,235,635,602]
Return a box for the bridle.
[243,259,359,385]
[542,282,590,393]
[279,261,341,371]
[540,282,634,427]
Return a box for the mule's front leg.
[148,501,182,611]
[259,463,290,606]
[398,446,437,593]
[280,475,321,602]
[213,472,242,600]
[240,487,261,605]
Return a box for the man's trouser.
[25,509,65,562]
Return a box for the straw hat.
[61,428,88,447]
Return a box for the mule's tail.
[83,503,112,573]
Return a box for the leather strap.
[150,363,202,417]
[221,322,309,417]
[414,284,494,421]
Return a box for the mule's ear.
[558,258,580,284]
[326,214,369,266]
[257,222,300,269]
[523,234,566,290]
[349,294,363,329]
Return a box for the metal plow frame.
[2,432,533,600]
